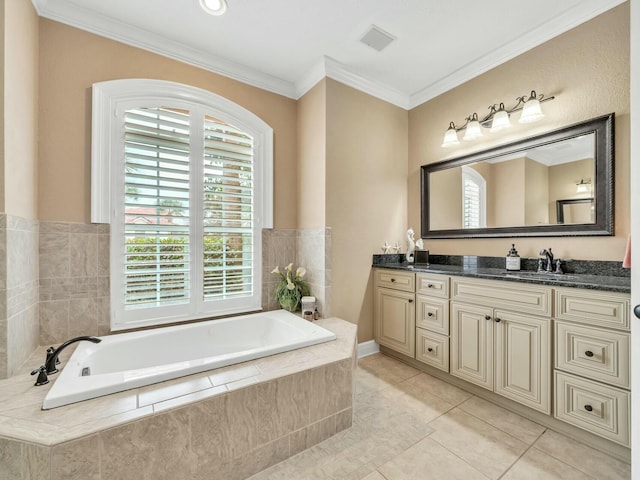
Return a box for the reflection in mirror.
[421,114,613,238]
[429,134,596,230]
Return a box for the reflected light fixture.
[200,0,228,15]
[576,178,591,194]
[441,90,554,148]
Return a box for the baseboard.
[357,340,380,358]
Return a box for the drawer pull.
[427,347,433,352]
[408,299,413,303]
[390,278,396,282]
[484,315,491,321]
[584,404,593,412]
[427,284,434,288]
[585,350,594,357]
[427,312,434,317]
[494,317,502,323]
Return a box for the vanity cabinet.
[415,273,450,372]
[553,287,631,446]
[374,270,415,357]
[450,277,551,414]
[373,267,631,450]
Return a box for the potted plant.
[271,263,310,311]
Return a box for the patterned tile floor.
[249,353,631,480]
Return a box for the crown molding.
[409,0,627,109]
[32,0,626,110]
[31,0,297,99]
[295,57,411,108]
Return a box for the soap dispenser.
[506,244,521,271]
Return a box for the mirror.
[421,114,614,238]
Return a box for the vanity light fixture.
[576,178,591,194]
[200,0,228,16]
[441,90,554,148]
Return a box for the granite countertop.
[373,259,630,294]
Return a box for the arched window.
[461,166,486,229]
[91,79,273,330]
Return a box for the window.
[461,166,486,229]
[92,80,273,330]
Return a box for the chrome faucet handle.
[537,258,545,272]
[554,259,563,274]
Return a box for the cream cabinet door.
[450,302,493,390]
[374,287,415,357]
[494,310,551,414]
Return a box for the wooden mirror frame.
[420,113,614,238]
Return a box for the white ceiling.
[32,0,626,109]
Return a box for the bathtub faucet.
[45,336,102,374]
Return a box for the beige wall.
[429,167,461,230]
[491,158,525,227]
[548,158,594,223]
[38,19,298,228]
[409,3,630,260]
[2,0,38,218]
[297,79,326,228]
[524,158,550,226]
[325,79,408,342]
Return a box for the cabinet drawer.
[555,288,630,331]
[451,277,551,317]
[416,273,449,298]
[555,321,630,389]
[554,371,630,447]
[416,328,449,372]
[375,269,415,292]
[416,296,449,335]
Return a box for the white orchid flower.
[285,262,293,272]
[296,267,306,278]
[271,266,281,275]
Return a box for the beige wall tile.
[99,409,195,480]
[39,233,69,280]
[309,359,353,422]
[51,435,99,480]
[69,234,97,278]
[0,437,23,479]
[68,298,98,338]
[39,300,69,345]
[23,443,51,480]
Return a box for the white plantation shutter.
[462,166,486,229]
[123,108,191,308]
[202,116,254,300]
[92,79,272,330]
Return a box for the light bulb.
[200,0,228,16]
[490,104,511,132]
[519,91,544,124]
[441,122,459,147]
[463,114,483,141]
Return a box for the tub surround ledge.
[0,317,356,480]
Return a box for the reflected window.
[462,166,486,228]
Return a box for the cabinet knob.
[408,299,413,303]
[584,404,593,412]
[427,312,434,317]
[484,315,491,321]
[427,284,434,288]
[585,350,594,357]
[634,304,640,319]
[427,347,433,352]
[494,317,501,323]
[390,278,396,282]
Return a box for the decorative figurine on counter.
[406,228,416,263]
[381,241,391,254]
[392,242,400,254]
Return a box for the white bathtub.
[42,310,336,409]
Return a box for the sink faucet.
[44,336,102,374]
[539,248,554,272]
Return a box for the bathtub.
[42,310,336,409]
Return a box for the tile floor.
[248,353,631,480]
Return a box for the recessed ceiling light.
[200,0,228,16]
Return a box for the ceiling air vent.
[360,25,396,52]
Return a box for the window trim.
[91,79,273,330]
[461,165,487,229]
